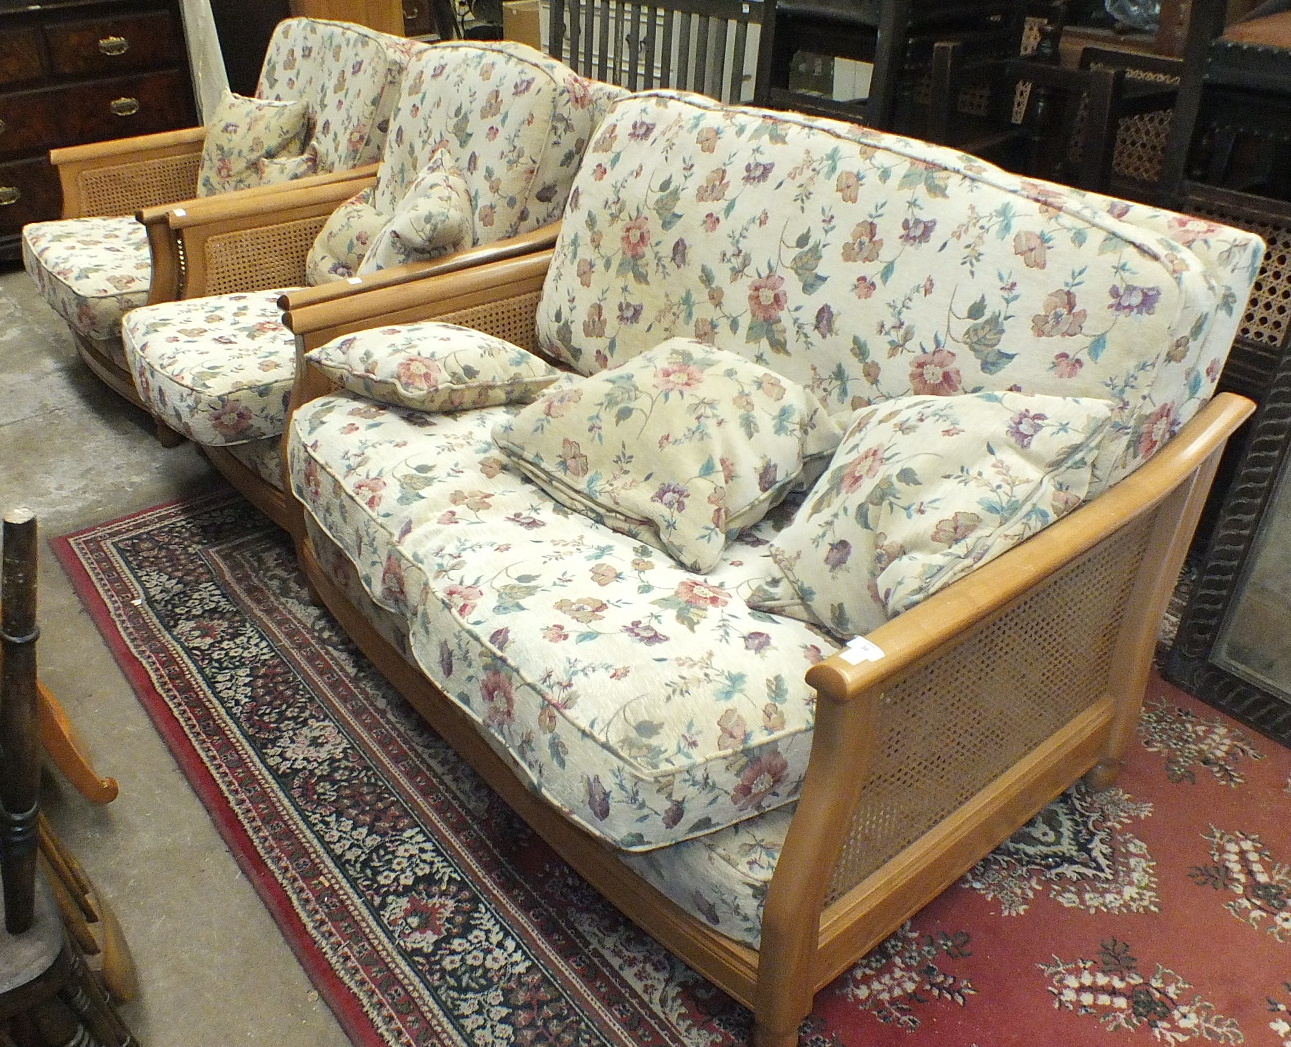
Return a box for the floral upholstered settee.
[116,41,625,528]
[282,90,1263,1045]
[21,18,415,412]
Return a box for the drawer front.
[0,155,61,235]
[0,69,194,155]
[45,11,183,78]
[0,28,45,87]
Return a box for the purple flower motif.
[815,304,835,337]
[1108,284,1161,316]
[629,119,655,140]
[825,539,852,571]
[489,627,510,651]
[652,481,689,512]
[757,461,779,493]
[438,640,453,677]
[901,216,936,245]
[744,631,771,653]
[587,776,611,821]
[623,620,670,645]
[662,800,685,829]
[1006,409,1047,448]
[672,238,688,268]
[743,160,774,184]
[618,300,644,324]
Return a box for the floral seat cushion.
[122,289,299,446]
[20,217,151,344]
[290,390,838,850]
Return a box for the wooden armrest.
[805,392,1255,705]
[278,223,563,313]
[49,125,207,169]
[284,248,556,347]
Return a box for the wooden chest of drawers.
[0,0,196,259]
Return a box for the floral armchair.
[117,41,627,528]
[276,89,1265,1044]
[21,17,416,413]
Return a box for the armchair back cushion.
[535,90,1262,492]
[307,40,628,283]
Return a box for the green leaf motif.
[964,312,1015,374]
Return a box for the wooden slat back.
[550,0,763,103]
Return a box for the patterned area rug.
[55,492,1291,1047]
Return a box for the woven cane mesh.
[201,217,326,297]
[825,517,1152,904]
[433,292,543,353]
[78,153,201,217]
[1111,110,1172,184]
[1189,202,1291,350]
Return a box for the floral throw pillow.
[307,322,563,413]
[492,338,844,573]
[357,156,475,275]
[196,91,312,197]
[749,391,1114,639]
[305,185,387,285]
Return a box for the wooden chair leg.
[38,683,118,805]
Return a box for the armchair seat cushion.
[290,391,838,850]
[20,217,151,344]
[122,289,299,446]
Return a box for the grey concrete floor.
[0,263,353,1046]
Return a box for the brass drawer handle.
[0,187,22,206]
[98,35,129,56]
[0,118,6,136]
[109,97,140,117]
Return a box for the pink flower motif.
[900,216,936,245]
[621,216,651,258]
[748,273,787,323]
[396,355,442,390]
[674,578,729,609]
[654,360,704,393]
[909,349,962,396]
[731,750,790,810]
[445,583,483,617]
[1137,403,1175,458]
[354,476,387,510]
[651,481,689,513]
[1006,409,1048,448]
[1052,352,1084,379]
[930,511,981,545]
[840,447,885,492]
[716,709,748,750]
[703,213,720,232]
[854,276,877,299]
[1014,230,1048,269]
[1032,290,1087,338]
[482,670,514,726]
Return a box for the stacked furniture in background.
[119,41,626,530]
[20,17,415,421]
[278,89,1264,1045]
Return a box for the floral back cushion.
[492,338,843,572]
[749,391,1113,638]
[196,91,312,196]
[536,90,1257,492]
[256,18,420,172]
[358,154,475,274]
[373,41,621,244]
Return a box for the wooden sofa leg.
[753,1016,805,1047]
[154,420,183,447]
[1084,757,1125,792]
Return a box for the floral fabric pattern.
[493,339,842,572]
[196,91,312,197]
[123,289,299,446]
[289,392,837,850]
[20,218,150,342]
[537,90,1264,492]
[305,186,387,284]
[307,321,561,412]
[750,391,1111,639]
[357,154,475,274]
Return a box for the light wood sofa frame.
[281,250,1255,1047]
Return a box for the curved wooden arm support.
[278,222,563,315]
[284,248,556,347]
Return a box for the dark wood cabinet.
[0,0,196,260]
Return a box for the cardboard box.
[503,0,543,50]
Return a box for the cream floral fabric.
[357,155,474,274]
[493,339,842,572]
[123,289,298,445]
[127,43,623,472]
[290,393,836,849]
[308,321,561,411]
[20,218,150,343]
[537,90,1263,493]
[750,392,1113,638]
[196,91,312,197]
[22,18,415,346]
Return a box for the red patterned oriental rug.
[54,492,1291,1047]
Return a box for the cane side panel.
[201,216,328,297]
[76,152,202,217]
